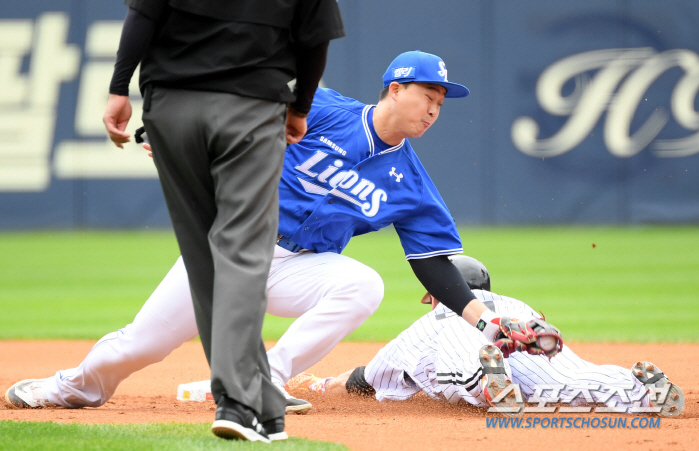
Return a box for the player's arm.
[408,256,489,326]
[286,42,329,143]
[287,0,344,143]
[104,7,158,147]
[410,257,562,356]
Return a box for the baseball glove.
[493,316,563,359]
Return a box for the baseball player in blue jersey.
[5,51,560,423]
[287,256,685,418]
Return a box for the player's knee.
[352,266,384,314]
[119,325,171,366]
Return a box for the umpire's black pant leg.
[144,88,218,366]
[143,88,286,420]
[206,91,287,421]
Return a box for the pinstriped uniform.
[364,290,646,409]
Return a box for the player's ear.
[420,293,440,311]
[389,81,402,100]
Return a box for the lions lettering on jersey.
[294,149,389,218]
[277,88,463,259]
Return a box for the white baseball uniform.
[39,86,471,409]
[365,290,648,411]
[43,250,382,407]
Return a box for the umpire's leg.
[143,87,286,421]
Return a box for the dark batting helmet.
[448,255,490,291]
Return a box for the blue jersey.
[278,88,462,260]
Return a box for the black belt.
[276,235,304,253]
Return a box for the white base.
[176,380,213,402]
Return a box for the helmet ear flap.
[447,255,491,291]
[480,271,491,291]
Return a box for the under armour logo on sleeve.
[389,167,403,182]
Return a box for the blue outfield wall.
[1,0,698,228]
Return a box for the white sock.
[477,309,501,342]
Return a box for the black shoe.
[262,416,288,441]
[211,396,270,443]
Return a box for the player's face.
[393,83,446,138]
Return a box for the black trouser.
[144,87,286,421]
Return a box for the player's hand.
[493,316,563,359]
[286,107,308,144]
[103,94,132,148]
[143,143,152,158]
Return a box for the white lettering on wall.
[0,13,157,193]
[0,13,79,191]
[53,20,156,180]
[511,48,699,158]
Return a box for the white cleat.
[631,361,684,417]
[479,345,522,417]
[274,381,312,415]
[4,378,57,409]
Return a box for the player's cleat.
[4,378,57,409]
[479,345,523,417]
[262,416,288,441]
[631,361,685,417]
[274,381,312,415]
[211,395,270,443]
[284,396,312,415]
[285,372,330,394]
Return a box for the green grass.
[0,421,347,450]
[0,231,181,339]
[0,227,698,342]
[342,226,699,342]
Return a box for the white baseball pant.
[364,292,647,411]
[43,247,383,408]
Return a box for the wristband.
[287,105,309,118]
[476,309,500,342]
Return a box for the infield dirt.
[1,341,697,450]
